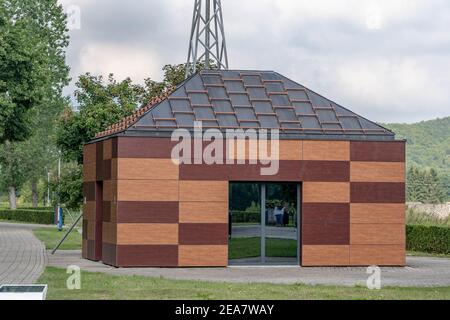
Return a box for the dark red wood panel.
[116,245,178,267]
[102,201,111,222]
[300,161,350,182]
[86,240,96,261]
[351,182,405,203]
[180,164,229,180]
[96,141,104,181]
[179,223,228,245]
[82,219,88,240]
[95,182,103,261]
[350,141,405,162]
[103,159,112,180]
[302,203,350,224]
[83,182,96,201]
[102,243,117,266]
[116,201,179,223]
[111,137,118,158]
[117,137,177,158]
[302,223,350,245]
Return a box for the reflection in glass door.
[229,182,299,265]
[264,183,298,265]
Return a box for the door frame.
[229,181,301,266]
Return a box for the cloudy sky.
[59,0,450,123]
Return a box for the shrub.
[406,225,450,254]
[230,211,260,223]
[406,208,450,227]
[0,209,54,224]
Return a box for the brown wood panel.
[117,180,179,201]
[179,202,228,223]
[101,243,117,266]
[102,222,117,244]
[300,161,350,182]
[279,140,303,160]
[86,220,95,241]
[351,182,405,203]
[303,182,350,203]
[117,137,177,158]
[350,162,405,182]
[116,245,178,267]
[83,143,96,164]
[302,245,350,266]
[82,239,88,259]
[303,141,350,161]
[83,162,96,182]
[350,245,406,266]
[302,203,350,224]
[351,204,405,224]
[350,141,405,162]
[179,181,228,202]
[103,180,117,202]
[83,182,96,201]
[116,223,178,245]
[116,201,179,223]
[302,223,349,245]
[83,201,96,221]
[179,245,228,267]
[117,158,179,180]
[350,224,405,245]
[103,138,113,160]
[179,223,228,245]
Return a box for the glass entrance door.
[263,183,298,265]
[229,182,299,265]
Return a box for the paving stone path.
[49,250,450,287]
[0,223,48,285]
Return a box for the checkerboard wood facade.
[82,136,406,267]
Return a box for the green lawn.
[37,267,450,300]
[229,237,297,259]
[33,227,82,250]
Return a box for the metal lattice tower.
[185,0,229,78]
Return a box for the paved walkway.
[0,222,48,285]
[49,250,450,287]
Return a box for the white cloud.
[78,44,163,83]
[62,0,450,123]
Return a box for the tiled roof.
[93,70,395,140]
[95,86,177,138]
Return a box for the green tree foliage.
[384,117,450,200]
[57,63,197,164]
[0,0,69,143]
[407,166,446,204]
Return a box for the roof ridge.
[94,85,177,139]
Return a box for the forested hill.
[383,117,450,199]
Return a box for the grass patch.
[407,251,450,258]
[229,237,297,259]
[37,267,450,300]
[33,227,82,250]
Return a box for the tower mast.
[185,0,229,78]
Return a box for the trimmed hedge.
[230,211,260,223]
[406,224,450,254]
[0,209,54,224]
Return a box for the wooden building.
[82,70,405,267]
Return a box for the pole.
[205,0,211,68]
[47,171,50,206]
[51,213,83,255]
[57,154,62,231]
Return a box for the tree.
[57,63,195,164]
[0,0,69,144]
[0,0,69,209]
